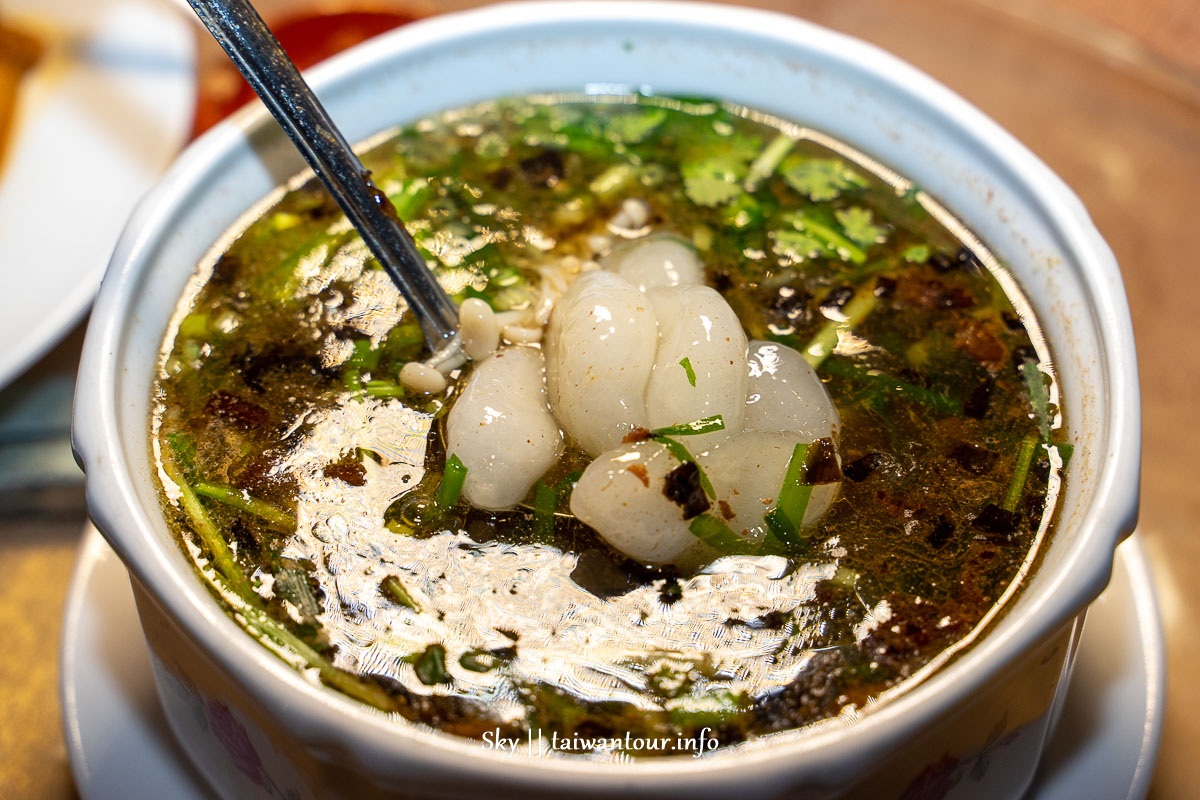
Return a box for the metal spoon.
[185,0,463,368]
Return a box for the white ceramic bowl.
[72,2,1140,797]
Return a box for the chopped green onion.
[688,514,749,553]
[744,133,797,190]
[239,603,395,711]
[166,432,197,478]
[160,441,259,607]
[532,480,558,542]
[435,454,467,512]
[1002,436,1039,512]
[821,358,959,416]
[555,469,583,499]
[386,177,432,222]
[778,442,815,514]
[362,379,406,398]
[342,366,364,398]
[590,163,636,196]
[459,650,503,673]
[274,564,321,618]
[802,289,879,369]
[792,215,867,264]
[761,442,815,545]
[193,482,296,529]
[679,356,697,387]
[665,690,748,727]
[654,436,716,498]
[1021,361,1053,440]
[270,228,356,302]
[385,518,414,536]
[177,313,209,339]
[167,471,259,606]
[345,339,382,371]
[381,575,419,611]
[763,507,801,546]
[650,414,724,437]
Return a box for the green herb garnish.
[761,442,815,545]
[362,379,406,398]
[532,479,558,542]
[1021,360,1053,440]
[682,157,745,206]
[435,454,468,512]
[1002,436,1039,513]
[459,648,513,673]
[193,482,296,529]
[821,358,959,416]
[413,644,451,685]
[744,133,797,190]
[781,156,867,201]
[650,414,724,437]
[381,575,420,611]
[679,356,697,386]
[161,436,259,607]
[275,564,321,618]
[786,211,867,264]
[835,207,887,248]
[688,514,750,553]
[605,106,668,144]
[802,288,879,369]
[240,603,396,711]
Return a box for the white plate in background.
[0,0,194,387]
[59,524,1164,800]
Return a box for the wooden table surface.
[1,0,1196,797]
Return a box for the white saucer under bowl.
[59,524,1164,799]
[0,0,195,388]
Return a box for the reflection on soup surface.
[152,94,1069,757]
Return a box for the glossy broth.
[152,94,1068,756]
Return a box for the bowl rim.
[73,0,1141,789]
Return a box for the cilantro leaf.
[678,130,761,207]
[902,244,930,263]
[166,432,198,481]
[774,210,867,264]
[682,157,745,207]
[781,157,868,201]
[835,207,888,247]
[719,194,763,230]
[605,106,667,144]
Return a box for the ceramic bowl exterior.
[72,3,1139,798]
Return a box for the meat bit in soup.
[152,94,1070,757]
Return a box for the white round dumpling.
[603,235,704,293]
[645,285,748,449]
[744,340,840,440]
[570,441,712,566]
[699,431,839,538]
[445,347,563,510]
[545,270,658,456]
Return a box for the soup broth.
[152,94,1068,757]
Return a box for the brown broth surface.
[151,95,1068,757]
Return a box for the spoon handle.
[186,0,462,358]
